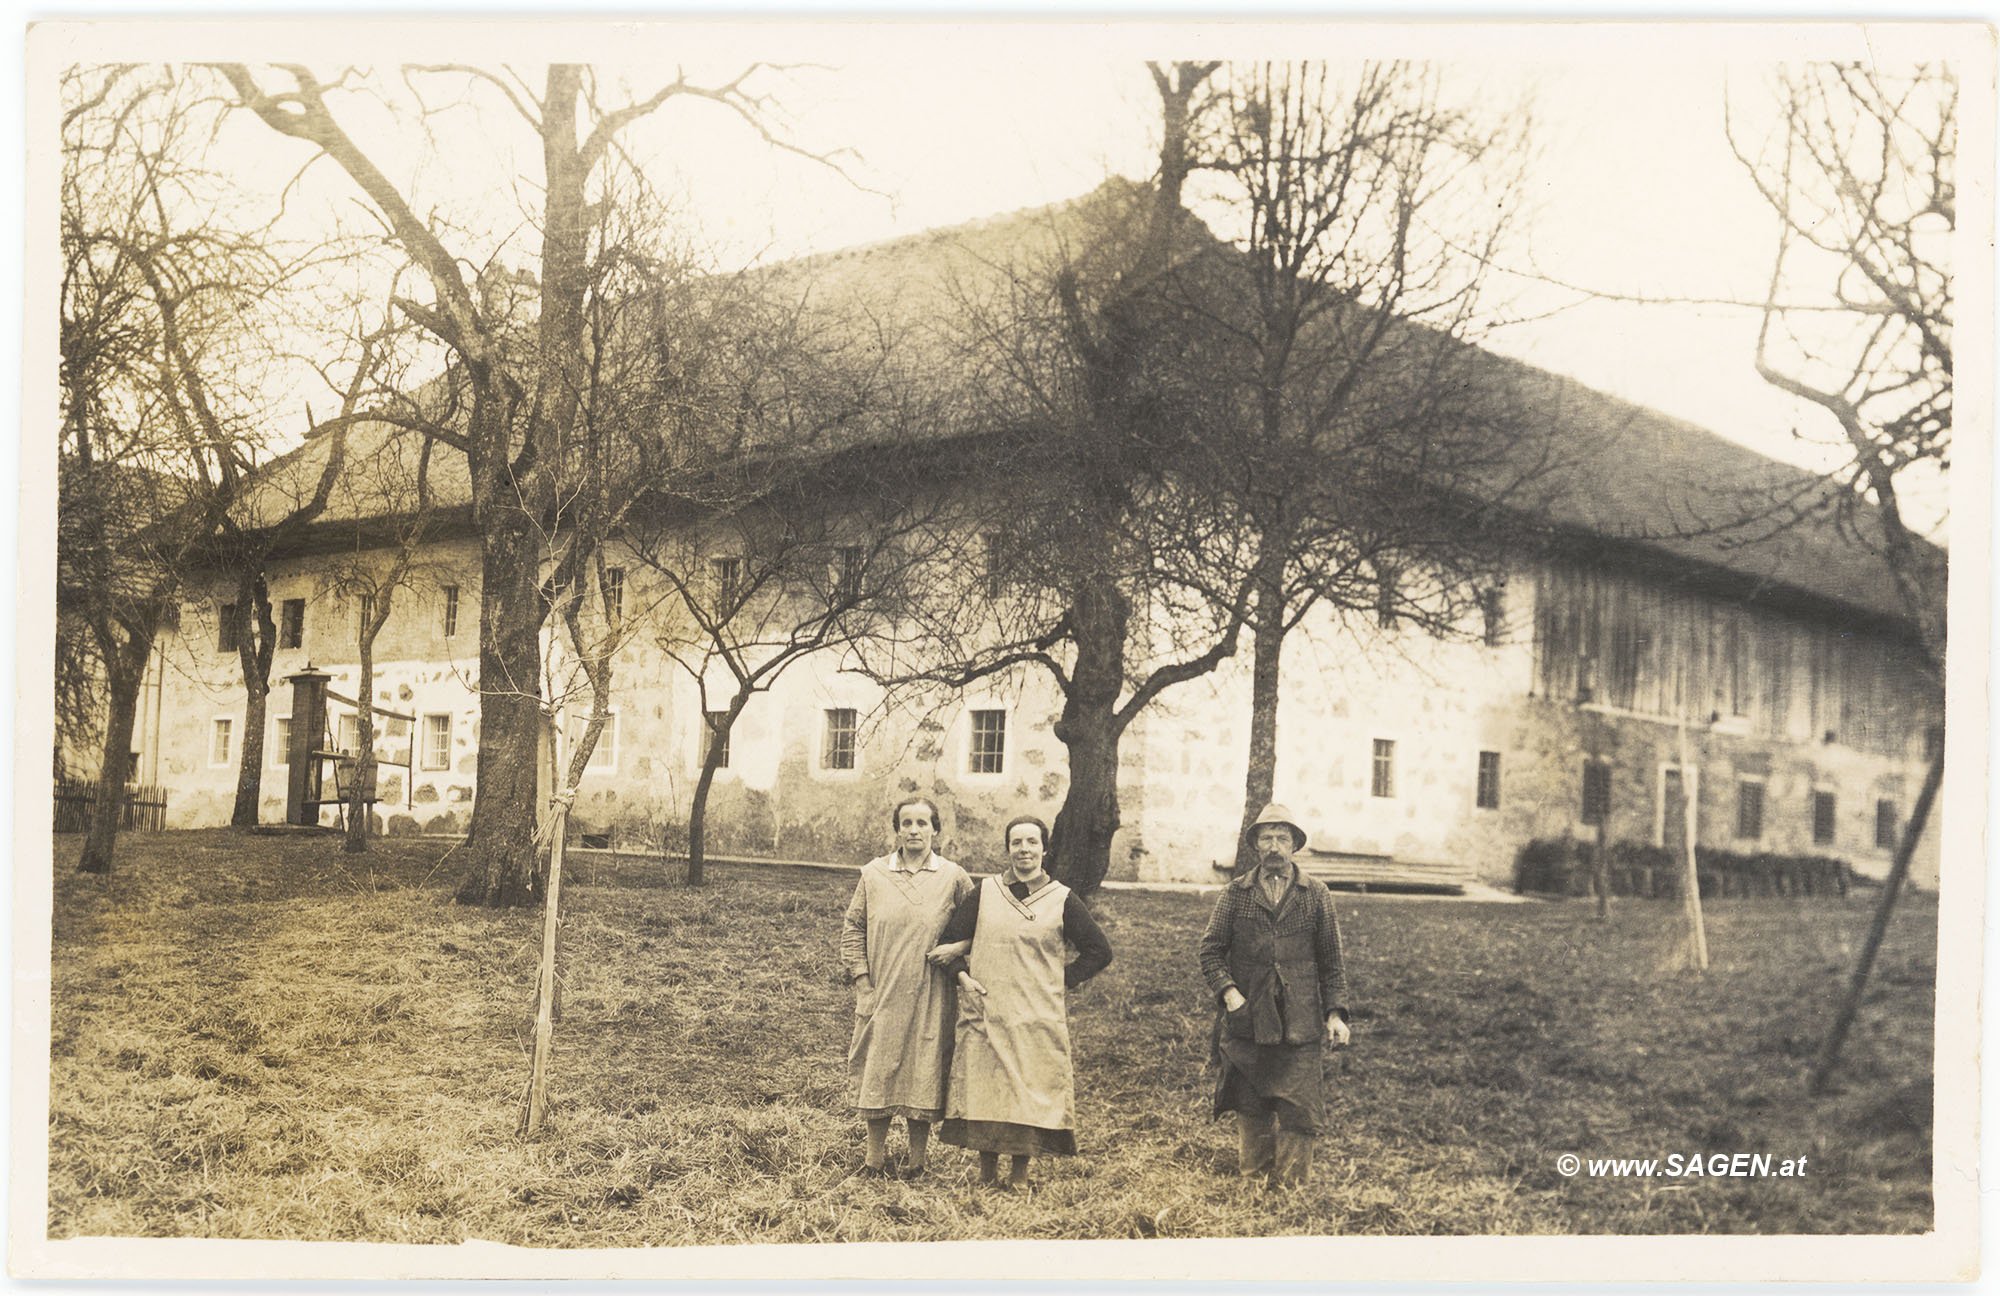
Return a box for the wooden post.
[522,801,567,1136]
[1676,720,1710,972]
[285,669,330,826]
[1811,749,1943,1094]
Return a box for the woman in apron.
[930,815,1112,1191]
[840,797,975,1178]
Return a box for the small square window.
[442,585,460,638]
[1812,790,1837,846]
[822,708,858,771]
[1581,761,1611,825]
[969,709,1006,775]
[217,603,241,654]
[209,717,234,767]
[422,714,452,771]
[280,598,305,650]
[1875,799,1898,850]
[1736,780,1765,840]
[1476,751,1501,810]
[1371,739,1396,799]
[703,711,731,769]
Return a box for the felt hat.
[1247,803,1308,852]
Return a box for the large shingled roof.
[234,181,1936,630]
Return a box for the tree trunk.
[78,630,151,875]
[1235,576,1285,874]
[1811,747,1944,1094]
[685,747,723,888]
[234,673,269,827]
[1048,577,1129,897]
[457,523,546,906]
[230,580,276,827]
[344,642,376,855]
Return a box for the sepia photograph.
[15,15,1989,1283]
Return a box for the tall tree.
[59,65,287,873]
[218,63,841,905]
[876,63,1254,896]
[1175,62,1546,869]
[1728,62,1953,1089]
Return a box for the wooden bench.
[1298,849,1474,895]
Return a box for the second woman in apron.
[930,814,1112,1191]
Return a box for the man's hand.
[1326,1014,1351,1047]
[927,940,970,967]
[1221,987,1247,1013]
[957,970,987,998]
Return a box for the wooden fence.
[52,780,168,833]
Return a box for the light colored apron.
[948,874,1075,1131]
[847,856,962,1114]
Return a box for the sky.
[33,21,1977,536]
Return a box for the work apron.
[947,875,1075,1133]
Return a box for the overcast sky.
[30,19,1981,536]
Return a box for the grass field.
[47,830,1935,1243]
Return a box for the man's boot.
[1237,1110,1276,1179]
[1271,1130,1315,1188]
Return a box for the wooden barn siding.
[1531,561,1925,757]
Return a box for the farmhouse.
[123,192,1944,890]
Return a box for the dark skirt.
[937,1117,1077,1156]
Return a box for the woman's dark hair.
[890,796,943,833]
[1002,815,1050,849]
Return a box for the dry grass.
[48,830,1934,1243]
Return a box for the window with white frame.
[565,711,619,773]
[968,709,1007,775]
[605,567,625,621]
[422,714,452,771]
[1475,750,1501,810]
[710,556,741,609]
[336,712,360,756]
[1371,739,1396,798]
[822,708,858,771]
[834,545,864,602]
[210,717,234,767]
[703,711,731,769]
[273,716,292,767]
[442,584,460,638]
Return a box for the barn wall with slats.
[1531,560,1932,758]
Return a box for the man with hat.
[1198,802,1352,1188]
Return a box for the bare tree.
[217,62,847,905]
[1729,62,1953,1090]
[867,64,1259,897]
[1172,62,1547,869]
[59,65,291,873]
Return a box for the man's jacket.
[1199,866,1350,1047]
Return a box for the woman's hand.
[927,939,971,967]
[957,970,987,998]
